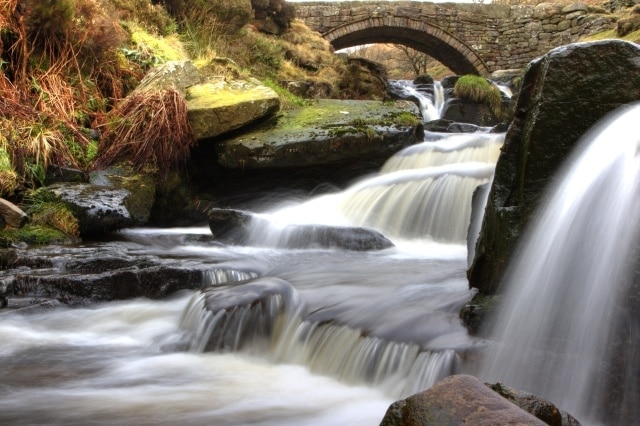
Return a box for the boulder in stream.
[49,168,155,238]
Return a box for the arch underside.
[325,22,488,76]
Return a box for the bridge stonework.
[295,1,615,75]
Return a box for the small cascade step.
[180,277,302,353]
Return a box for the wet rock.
[413,74,434,86]
[380,374,547,426]
[208,208,394,251]
[12,265,204,305]
[488,382,581,426]
[212,99,423,171]
[49,184,132,237]
[468,40,640,296]
[0,198,28,229]
[441,97,510,128]
[47,168,155,238]
[424,119,483,133]
[1,242,260,307]
[208,208,257,243]
[186,78,280,140]
[5,246,207,305]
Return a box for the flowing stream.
[0,80,504,425]
[5,83,638,425]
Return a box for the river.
[0,80,507,425]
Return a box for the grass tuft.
[95,89,195,176]
[453,75,507,120]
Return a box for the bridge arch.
[323,16,489,76]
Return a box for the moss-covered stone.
[215,99,423,170]
[186,79,280,140]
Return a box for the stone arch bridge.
[294,1,615,75]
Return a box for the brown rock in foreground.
[380,374,546,426]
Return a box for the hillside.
[0,0,387,204]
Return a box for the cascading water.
[0,80,506,425]
[175,80,505,399]
[388,80,445,122]
[477,103,640,425]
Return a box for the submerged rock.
[182,277,301,352]
[208,207,394,251]
[380,374,547,426]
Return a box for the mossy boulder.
[213,99,423,171]
[186,78,281,140]
[468,40,640,297]
[47,168,156,238]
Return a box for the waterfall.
[261,81,504,245]
[180,280,461,399]
[478,103,640,424]
[176,79,505,401]
[388,80,445,122]
[270,316,459,398]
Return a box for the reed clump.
[95,89,195,176]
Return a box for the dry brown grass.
[95,89,195,175]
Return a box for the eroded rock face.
[380,375,547,426]
[468,40,640,297]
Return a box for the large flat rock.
[215,99,423,170]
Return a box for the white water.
[478,103,640,424]
[0,80,505,425]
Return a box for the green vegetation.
[0,225,73,245]
[22,189,80,237]
[453,75,508,121]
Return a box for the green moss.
[0,225,76,245]
[124,24,188,69]
[453,75,507,121]
[262,79,307,109]
[23,189,80,237]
